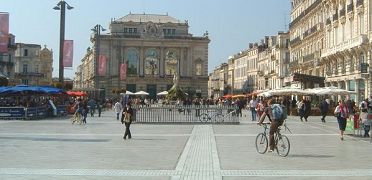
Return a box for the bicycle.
[255,121,291,157]
[199,109,224,123]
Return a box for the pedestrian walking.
[114,101,123,120]
[249,97,258,121]
[298,99,305,122]
[82,101,88,124]
[121,103,133,140]
[334,100,349,140]
[88,98,96,117]
[320,99,329,123]
[360,99,370,138]
[97,100,102,117]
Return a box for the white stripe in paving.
[0,133,190,137]
[172,125,222,180]
[1,168,372,177]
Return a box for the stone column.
[180,47,184,76]
[188,47,193,77]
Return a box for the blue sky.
[1,0,290,78]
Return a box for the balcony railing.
[15,72,44,77]
[310,24,318,33]
[347,3,354,12]
[290,36,301,46]
[289,60,298,67]
[303,53,314,62]
[357,0,364,7]
[289,0,321,28]
[321,34,368,57]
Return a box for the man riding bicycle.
[257,99,285,152]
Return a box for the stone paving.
[0,110,371,179]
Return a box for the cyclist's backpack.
[271,104,283,121]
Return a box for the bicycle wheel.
[255,133,268,154]
[199,113,209,123]
[276,134,290,157]
[214,114,224,123]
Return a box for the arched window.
[126,48,139,75]
[144,49,159,75]
[165,50,178,75]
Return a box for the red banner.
[98,55,107,76]
[0,12,9,53]
[120,63,127,80]
[63,40,73,67]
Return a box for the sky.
[1,0,291,79]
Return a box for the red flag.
[98,55,107,76]
[120,63,127,80]
[63,40,73,67]
[0,13,9,53]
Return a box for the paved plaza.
[0,110,372,180]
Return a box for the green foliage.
[166,87,185,101]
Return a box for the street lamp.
[54,0,73,84]
[91,24,106,89]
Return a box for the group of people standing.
[72,98,102,124]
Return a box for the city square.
[0,110,371,180]
[1,0,372,179]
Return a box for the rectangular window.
[129,28,133,33]
[35,65,39,73]
[24,49,28,56]
[163,29,166,35]
[167,29,171,34]
[23,64,28,73]
[172,29,175,35]
[349,80,355,91]
[124,28,128,33]
[133,28,137,33]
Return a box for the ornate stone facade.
[320,0,371,102]
[75,13,210,99]
[14,43,53,86]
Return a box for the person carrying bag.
[121,103,133,140]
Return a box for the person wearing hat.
[121,102,133,140]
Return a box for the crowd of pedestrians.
[66,90,372,142]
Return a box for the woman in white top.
[113,101,123,120]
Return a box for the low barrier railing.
[0,105,68,120]
[132,105,240,124]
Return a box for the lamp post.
[91,24,106,89]
[54,0,73,85]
